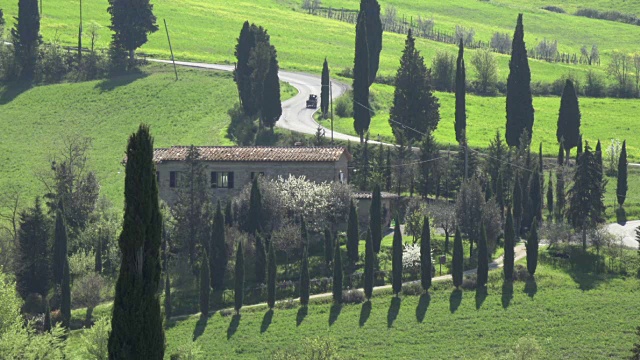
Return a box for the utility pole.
[164,19,179,81]
[78,0,82,61]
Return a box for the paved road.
[150,59,377,144]
[606,220,640,248]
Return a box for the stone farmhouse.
[153,146,351,205]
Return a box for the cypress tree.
[392,220,403,295]
[420,217,432,291]
[267,241,276,309]
[557,80,581,160]
[300,216,309,245]
[503,208,515,281]
[44,300,51,332]
[299,246,310,306]
[505,14,534,147]
[556,170,566,223]
[321,58,330,118]
[364,229,374,300]
[234,21,255,114]
[526,218,539,277]
[452,227,464,288]
[11,0,41,80]
[60,258,71,328]
[497,172,506,220]
[370,184,382,253]
[512,177,523,237]
[225,201,233,226]
[108,125,164,359]
[389,29,440,144]
[211,201,227,290]
[164,272,171,321]
[353,10,371,143]
[477,223,489,287]
[576,136,583,164]
[199,252,210,317]
[16,197,49,299]
[558,141,565,166]
[359,0,382,86]
[107,0,158,63]
[455,38,466,144]
[53,203,68,285]
[547,173,554,220]
[346,200,359,263]
[261,47,282,129]
[332,239,343,304]
[324,228,334,266]
[617,140,628,207]
[255,235,267,284]
[234,241,245,314]
[527,166,543,229]
[247,177,263,236]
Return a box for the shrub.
[461,274,477,290]
[37,43,73,84]
[334,92,353,118]
[583,69,607,97]
[341,289,365,304]
[401,281,423,296]
[431,51,456,92]
[575,8,640,26]
[78,316,110,360]
[267,337,344,360]
[513,264,529,281]
[542,6,565,13]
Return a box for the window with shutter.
[228,172,234,189]
[170,171,177,188]
[211,172,218,188]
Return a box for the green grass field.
[0,64,296,205]
[320,83,640,160]
[3,0,639,83]
[77,261,638,359]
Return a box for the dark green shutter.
[228,172,235,189]
[211,172,218,188]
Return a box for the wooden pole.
[164,19,178,81]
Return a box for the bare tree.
[86,21,102,53]
[581,45,599,65]
[382,5,397,30]
[428,200,456,253]
[607,50,633,96]
[72,273,106,326]
[633,52,640,97]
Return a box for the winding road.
[152,59,366,143]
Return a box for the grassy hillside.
[320,84,640,160]
[68,261,638,359]
[3,0,639,83]
[0,64,295,205]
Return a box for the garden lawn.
[145,262,640,359]
[3,0,640,83]
[320,83,640,160]
[0,64,296,206]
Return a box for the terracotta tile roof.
[353,192,400,200]
[153,146,351,163]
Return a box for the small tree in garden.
[234,242,245,314]
[364,229,374,300]
[300,246,310,306]
[503,208,515,281]
[199,252,210,317]
[477,223,489,287]
[73,273,106,326]
[392,221,403,295]
[452,227,463,288]
[332,239,343,304]
[526,218,539,277]
[420,217,432,291]
[267,242,276,309]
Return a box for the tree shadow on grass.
[94,71,149,92]
[501,281,513,309]
[415,293,431,323]
[296,306,308,327]
[192,314,209,341]
[226,314,240,340]
[260,309,273,333]
[329,304,342,326]
[359,301,372,327]
[387,297,401,328]
[524,277,538,298]
[475,286,488,310]
[449,289,462,313]
[0,81,32,105]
